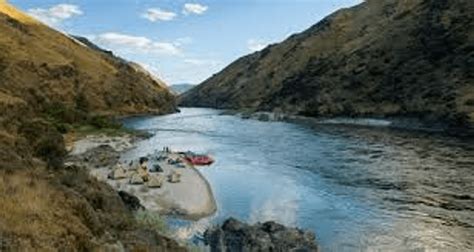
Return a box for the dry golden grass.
[0,91,26,105]
[0,170,92,249]
[0,1,176,116]
[0,1,115,78]
[0,1,38,24]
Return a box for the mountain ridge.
[180,0,474,131]
[170,83,195,94]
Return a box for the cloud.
[95,32,182,56]
[247,39,268,52]
[142,8,177,22]
[183,3,208,15]
[27,4,82,26]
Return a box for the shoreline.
[66,132,217,221]
[219,109,474,137]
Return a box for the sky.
[10,0,362,85]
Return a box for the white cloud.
[247,39,268,52]
[28,4,82,26]
[142,8,177,22]
[95,32,182,56]
[183,3,208,15]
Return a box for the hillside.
[180,0,474,130]
[0,2,182,250]
[170,83,195,94]
[0,3,176,116]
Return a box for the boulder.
[107,164,128,180]
[204,218,319,252]
[118,191,144,211]
[129,173,144,185]
[146,175,164,188]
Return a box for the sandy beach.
[67,134,217,220]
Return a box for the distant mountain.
[180,0,474,130]
[170,83,195,94]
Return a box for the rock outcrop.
[204,218,319,252]
[118,190,145,211]
[180,0,474,131]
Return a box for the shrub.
[75,92,90,112]
[43,102,83,124]
[88,115,122,129]
[18,119,66,169]
[135,210,168,234]
[42,102,124,133]
[34,131,67,169]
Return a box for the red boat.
[185,155,214,166]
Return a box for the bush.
[35,131,67,169]
[135,210,168,234]
[42,102,124,133]
[88,115,122,129]
[43,102,86,124]
[19,119,66,169]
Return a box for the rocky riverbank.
[204,218,319,252]
[66,133,217,220]
[65,131,321,251]
[222,110,474,136]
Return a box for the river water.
[122,108,474,251]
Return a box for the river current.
[122,108,474,251]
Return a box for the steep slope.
[181,0,474,129]
[0,2,183,250]
[0,3,176,116]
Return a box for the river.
[122,108,474,251]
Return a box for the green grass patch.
[40,101,145,137]
[72,124,136,137]
[135,210,168,234]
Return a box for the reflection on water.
[122,108,474,251]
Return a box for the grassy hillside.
[180,0,474,131]
[0,2,183,250]
[0,3,176,116]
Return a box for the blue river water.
[122,108,474,251]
